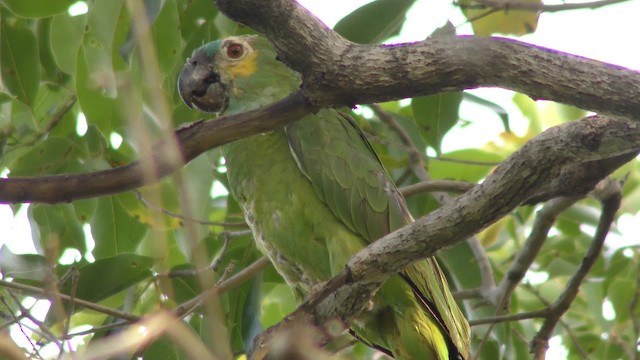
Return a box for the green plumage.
[178,35,470,360]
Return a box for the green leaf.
[75,47,123,133]
[58,253,153,302]
[463,92,510,132]
[0,245,48,282]
[151,0,181,73]
[428,148,503,182]
[0,0,73,18]
[460,0,540,36]
[10,137,78,176]
[50,12,86,75]
[0,17,40,106]
[607,278,635,323]
[411,92,463,154]
[143,336,190,360]
[90,194,148,258]
[37,18,66,83]
[29,204,85,254]
[334,0,415,44]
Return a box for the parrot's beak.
[178,51,228,114]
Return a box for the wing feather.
[285,110,469,359]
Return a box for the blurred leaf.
[75,47,123,133]
[90,194,148,258]
[607,278,634,323]
[151,0,182,73]
[37,18,66,83]
[0,245,49,281]
[50,12,86,75]
[29,204,85,254]
[119,0,166,61]
[460,0,540,36]
[429,148,502,182]
[10,137,78,176]
[0,17,40,106]
[59,253,153,301]
[143,336,191,360]
[463,92,510,132]
[214,13,254,37]
[411,92,463,154]
[334,0,415,44]
[0,0,73,18]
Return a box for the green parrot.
[178,35,470,360]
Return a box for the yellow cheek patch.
[229,50,258,78]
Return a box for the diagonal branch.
[530,178,622,358]
[0,92,313,204]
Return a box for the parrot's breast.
[223,129,365,299]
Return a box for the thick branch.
[0,92,313,204]
[216,0,640,119]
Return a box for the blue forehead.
[201,40,222,58]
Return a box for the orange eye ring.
[226,43,244,59]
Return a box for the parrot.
[178,35,470,360]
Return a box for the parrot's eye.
[226,43,244,59]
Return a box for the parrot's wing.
[286,110,470,358]
[286,110,412,241]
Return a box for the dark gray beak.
[178,48,228,114]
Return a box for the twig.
[134,190,248,228]
[400,180,475,198]
[23,95,77,146]
[67,311,218,360]
[154,230,251,278]
[172,256,271,318]
[473,196,580,359]
[457,0,632,13]
[0,295,49,358]
[530,178,622,358]
[0,279,139,322]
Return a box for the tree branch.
[0,92,313,204]
[530,178,622,358]
[215,0,640,118]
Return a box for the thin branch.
[172,256,271,318]
[488,196,582,306]
[400,180,475,198]
[531,178,622,358]
[134,190,248,228]
[457,0,632,13]
[469,308,549,326]
[23,95,77,146]
[0,279,140,322]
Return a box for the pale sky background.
[1,0,640,357]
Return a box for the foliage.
[0,0,638,359]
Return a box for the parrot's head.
[178,35,299,115]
